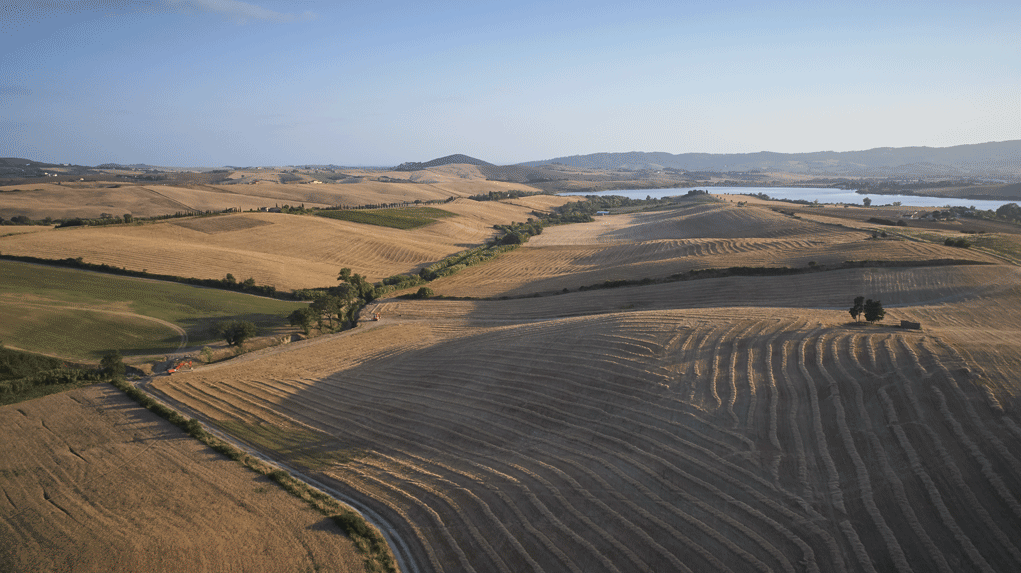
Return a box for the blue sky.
[2,0,1019,166]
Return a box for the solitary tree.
[863,299,885,323]
[863,197,872,207]
[100,350,125,379]
[849,296,865,322]
[214,320,257,346]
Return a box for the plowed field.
[0,384,362,573]
[153,260,1021,573]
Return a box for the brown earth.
[0,384,363,573]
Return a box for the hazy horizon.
[3,1,1018,167]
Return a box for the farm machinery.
[167,359,193,375]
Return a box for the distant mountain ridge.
[521,140,1021,180]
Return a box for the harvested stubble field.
[0,199,555,290]
[429,202,1003,298]
[0,166,548,220]
[0,384,363,573]
[153,256,1021,572]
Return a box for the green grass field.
[0,261,305,360]
[314,206,456,229]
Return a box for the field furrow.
[146,258,1021,573]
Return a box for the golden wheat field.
[149,220,1021,573]
[6,188,1021,573]
[0,384,363,573]
[0,167,547,221]
[429,202,1003,298]
[0,198,570,290]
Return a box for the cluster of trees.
[0,215,49,226]
[418,244,517,281]
[746,192,816,206]
[288,268,374,334]
[1,344,110,403]
[849,296,885,323]
[944,237,972,248]
[542,194,680,226]
[996,202,1021,223]
[921,203,1021,224]
[56,214,135,227]
[468,189,547,201]
[492,219,544,245]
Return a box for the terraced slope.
[153,265,1021,573]
[0,384,362,573]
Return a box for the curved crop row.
[154,309,1021,573]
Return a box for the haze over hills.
[520,140,1021,180]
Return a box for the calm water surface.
[560,187,1016,211]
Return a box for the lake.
[559,187,1016,211]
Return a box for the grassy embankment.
[0,260,304,360]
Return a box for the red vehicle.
[167,359,192,374]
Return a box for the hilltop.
[393,154,494,171]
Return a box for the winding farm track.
[151,262,1021,572]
